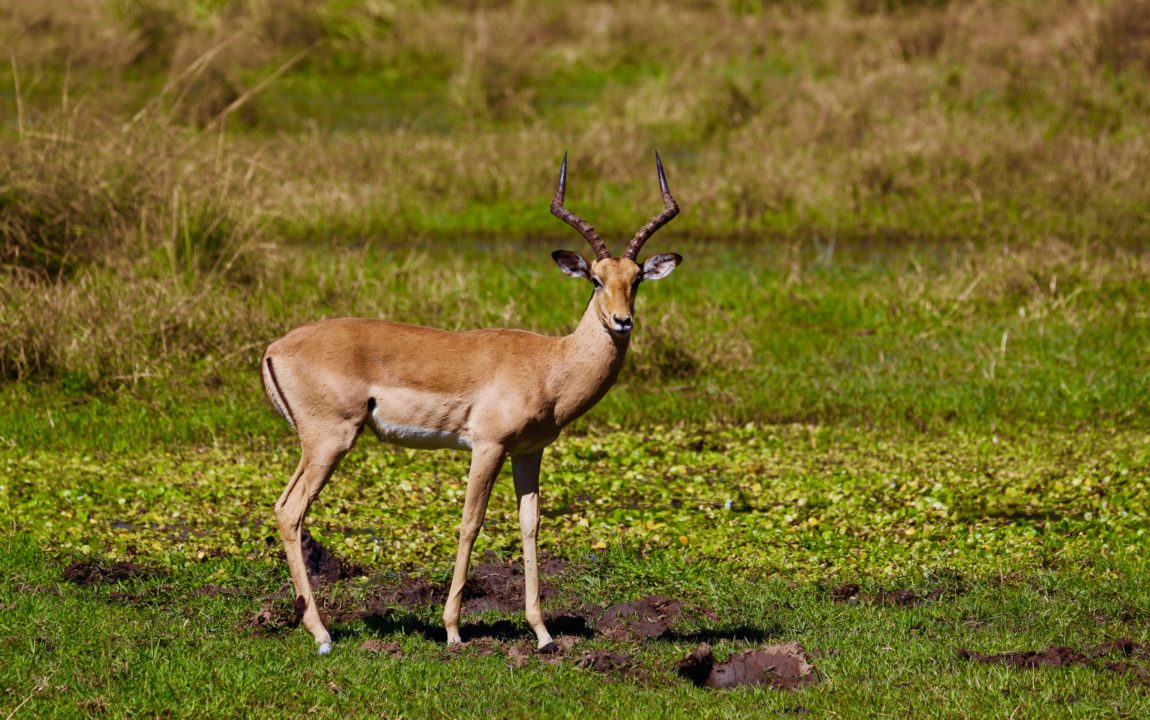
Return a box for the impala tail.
[260,356,297,429]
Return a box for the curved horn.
[550,152,611,261]
[623,151,679,260]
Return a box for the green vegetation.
[2,0,1149,717]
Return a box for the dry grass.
[1,0,1148,397]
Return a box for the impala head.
[550,152,683,338]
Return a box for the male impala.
[261,153,682,654]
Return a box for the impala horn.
[622,151,679,260]
[550,152,612,261]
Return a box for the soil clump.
[301,529,367,584]
[958,640,1150,684]
[461,556,566,614]
[62,559,156,586]
[677,642,819,690]
[246,597,305,635]
[361,639,404,657]
[957,646,1087,669]
[578,650,638,677]
[596,596,685,640]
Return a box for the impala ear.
[642,253,682,280]
[552,250,591,279]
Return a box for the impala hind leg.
[443,443,506,645]
[513,451,554,651]
[275,433,355,654]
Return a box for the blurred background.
[1,0,1148,448]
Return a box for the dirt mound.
[361,639,404,657]
[460,557,565,615]
[538,557,569,575]
[578,650,637,677]
[958,646,1087,669]
[301,529,366,584]
[245,597,304,635]
[1090,639,1145,658]
[240,555,808,689]
[390,576,445,608]
[462,561,528,614]
[677,642,819,690]
[62,559,155,586]
[597,596,684,640]
[958,640,1150,683]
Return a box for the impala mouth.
[609,319,633,337]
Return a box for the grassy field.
[3,0,1150,717]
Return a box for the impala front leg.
[513,451,555,651]
[443,443,506,645]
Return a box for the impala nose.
[612,315,633,334]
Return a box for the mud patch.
[107,585,174,606]
[360,639,403,657]
[387,576,444,609]
[504,637,584,668]
[578,650,638,677]
[301,529,366,584]
[352,556,563,619]
[829,584,861,603]
[245,597,304,635]
[958,640,1150,684]
[62,559,156,586]
[505,643,535,668]
[958,646,1088,669]
[677,642,819,690]
[447,637,500,657]
[597,596,684,640]
[461,556,565,615]
[462,561,528,614]
[1090,639,1145,658]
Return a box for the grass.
[2,0,1150,716]
[7,425,1150,577]
[3,427,1149,718]
[2,238,1147,451]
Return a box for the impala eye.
[591,278,603,289]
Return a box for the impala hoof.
[318,642,332,655]
[537,641,558,655]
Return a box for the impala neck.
[553,297,630,426]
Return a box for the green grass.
[3,425,1149,718]
[3,546,1148,718]
[3,238,1147,452]
[4,0,1150,716]
[6,425,1150,577]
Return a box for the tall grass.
[1,0,1148,443]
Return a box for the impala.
[261,152,682,654]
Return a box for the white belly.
[366,411,473,451]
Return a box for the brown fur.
[262,254,679,652]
